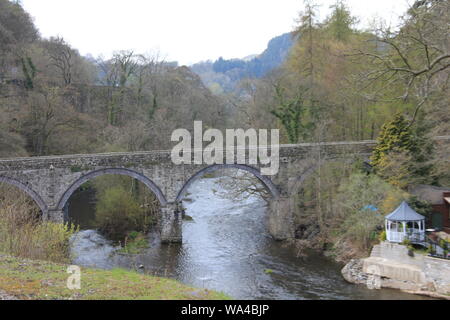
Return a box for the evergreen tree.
[325,0,357,42]
[371,114,435,188]
[371,114,415,166]
[295,0,318,96]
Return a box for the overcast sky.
[21,0,410,65]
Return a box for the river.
[68,174,428,300]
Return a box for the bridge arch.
[0,176,48,213]
[175,164,280,202]
[56,168,167,211]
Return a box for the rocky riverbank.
[341,242,450,300]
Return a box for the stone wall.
[369,242,424,268]
[423,255,450,294]
[343,241,450,298]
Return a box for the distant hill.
[191,32,295,93]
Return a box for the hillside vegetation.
[0,0,227,158]
[0,0,449,263]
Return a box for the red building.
[432,192,450,233]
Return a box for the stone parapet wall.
[370,242,425,268]
[0,141,377,171]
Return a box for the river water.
[69,175,428,300]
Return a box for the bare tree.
[216,169,271,203]
[134,52,166,120]
[43,37,75,85]
[20,86,83,155]
[352,0,450,126]
[96,51,138,125]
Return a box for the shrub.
[0,185,77,263]
[31,221,77,262]
[127,231,139,240]
[379,230,387,242]
[340,208,384,251]
[94,182,158,242]
[119,232,149,254]
[402,239,412,246]
[426,244,436,255]
[96,186,142,240]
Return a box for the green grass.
[0,254,231,300]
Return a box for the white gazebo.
[385,201,426,244]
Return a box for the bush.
[0,185,77,263]
[439,239,448,251]
[402,239,412,246]
[118,231,149,254]
[379,230,387,242]
[96,186,143,240]
[340,207,384,251]
[94,178,159,242]
[127,231,139,240]
[426,244,436,255]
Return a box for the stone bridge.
[0,137,448,243]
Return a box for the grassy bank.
[0,254,230,300]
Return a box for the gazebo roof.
[385,201,425,221]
